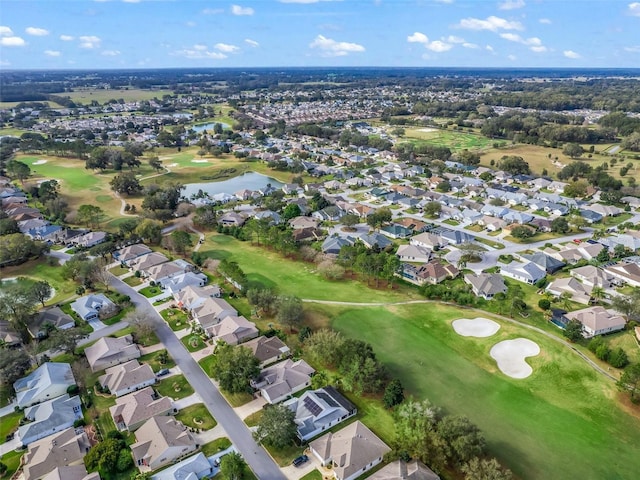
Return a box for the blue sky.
[1,0,639,69]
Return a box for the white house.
[14,362,76,408]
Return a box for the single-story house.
[243,336,291,368]
[130,252,169,272]
[149,452,213,480]
[464,273,507,300]
[28,307,75,339]
[99,360,156,397]
[561,306,626,338]
[113,244,152,264]
[70,294,117,322]
[396,244,432,264]
[22,428,92,480]
[84,334,141,372]
[41,466,100,480]
[218,212,246,227]
[284,386,357,441]
[358,232,393,250]
[368,460,440,480]
[570,265,615,288]
[18,394,83,446]
[411,232,446,250]
[322,235,355,255]
[14,362,76,408]
[605,262,640,287]
[400,262,458,286]
[380,224,413,239]
[109,387,174,432]
[0,320,21,347]
[546,278,592,305]
[500,261,546,285]
[162,272,209,295]
[252,359,315,404]
[522,252,565,274]
[309,421,391,480]
[207,315,259,345]
[131,416,198,472]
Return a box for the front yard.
[139,285,163,298]
[139,349,175,372]
[175,404,217,430]
[160,308,190,331]
[181,334,208,352]
[155,375,194,400]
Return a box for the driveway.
[109,275,286,480]
[0,437,21,456]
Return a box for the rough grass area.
[64,87,174,104]
[328,303,640,480]
[139,349,175,372]
[109,265,129,276]
[221,390,254,408]
[402,128,493,152]
[198,355,216,377]
[175,403,217,430]
[199,234,417,303]
[243,410,263,427]
[161,308,190,331]
[155,374,194,400]
[0,259,78,305]
[123,276,142,287]
[181,334,208,352]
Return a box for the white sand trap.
[32,159,48,165]
[191,159,209,163]
[165,163,178,167]
[490,339,540,379]
[452,317,500,337]
[417,127,438,133]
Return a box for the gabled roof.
[99,360,155,395]
[207,315,258,345]
[243,336,290,364]
[42,465,100,480]
[84,335,140,372]
[522,252,565,274]
[131,416,196,468]
[254,359,315,402]
[18,394,82,445]
[109,387,172,431]
[368,460,440,480]
[29,307,75,337]
[23,428,91,480]
[14,362,75,408]
[464,273,507,297]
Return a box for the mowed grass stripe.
[330,304,640,480]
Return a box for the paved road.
[110,275,286,480]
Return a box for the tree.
[37,179,60,202]
[124,311,155,345]
[0,461,7,476]
[618,363,640,403]
[246,287,278,316]
[437,415,486,465]
[461,457,513,480]
[383,378,404,408]
[423,201,442,218]
[6,160,30,183]
[211,344,259,394]
[563,180,589,198]
[84,438,125,474]
[276,296,304,332]
[538,298,551,310]
[510,225,535,239]
[304,329,345,367]
[31,280,52,307]
[367,207,393,230]
[166,230,193,256]
[608,348,629,369]
[134,219,162,244]
[0,348,31,387]
[254,403,298,448]
[0,233,47,266]
[595,247,610,263]
[497,156,530,175]
[395,399,446,472]
[337,339,387,395]
[220,452,246,480]
[110,173,142,196]
[435,180,452,192]
[317,260,345,280]
[77,204,105,229]
[550,217,570,234]
[563,142,584,159]
[282,203,301,221]
[46,328,87,354]
[563,319,583,342]
[341,214,360,230]
[0,218,19,236]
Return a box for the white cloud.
[426,40,453,52]
[202,8,224,14]
[564,50,581,58]
[486,44,495,52]
[539,18,552,24]
[463,42,479,49]
[444,35,465,44]
[0,26,13,36]
[231,4,254,15]
[123,0,141,3]
[0,36,26,47]
[629,2,640,16]
[498,0,525,10]
[457,16,523,31]
[407,32,429,44]
[174,47,227,60]
[500,33,546,52]
[0,60,10,66]
[25,27,49,36]
[186,21,197,27]
[79,35,101,49]
[530,45,547,52]
[215,42,240,53]
[508,54,517,60]
[309,34,365,57]
[44,50,61,56]
[194,44,208,51]
[101,50,121,56]
[624,45,640,52]
[435,0,454,3]
[245,38,259,47]
[60,34,74,41]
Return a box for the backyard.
[324,303,640,480]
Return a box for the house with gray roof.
[522,252,565,274]
[71,294,117,322]
[42,466,100,480]
[579,209,603,224]
[368,460,440,480]
[27,307,75,339]
[310,421,391,480]
[464,273,507,300]
[500,261,546,285]
[546,277,592,305]
[131,416,198,472]
[18,394,83,445]
[109,387,173,432]
[150,452,213,480]
[380,224,413,239]
[252,359,315,404]
[162,271,208,295]
[243,336,291,368]
[84,334,141,372]
[113,244,152,264]
[23,428,92,480]
[14,362,76,408]
[358,232,393,250]
[99,360,156,397]
[503,210,534,225]
[284,386,357,441]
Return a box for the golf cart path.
[301,298,617,382]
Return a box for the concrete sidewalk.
[233,396,266,420]
[173,392,203,410]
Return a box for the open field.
[63,88,175,105]
[327,303,640,480]
[0,259,78,305]
[199,233,417,303]
[402,128,493,151]
[0,127,35,137]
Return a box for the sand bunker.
[452,318,500,337]
[490,338,540,379]
[165,163,178,167]
[191,159,208,163]
[417,127,438,133]
[32,159,48,165]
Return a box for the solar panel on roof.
[316,392,339,408]
[303,396,323,416]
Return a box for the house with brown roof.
[289,216,320,230]
[192,298,238,332]
[243,336,291,367]
[42,465,100,480]
[546,278,592,305]
[109,387,173,432]
[99,360,156,397]
[207,315,259,345]
[0,320,22,347]
[410,232,446,250]
[131,416,198,472]
[130,252,169,272]
[399,261,458,287]
[173,285,221,310]
[570,265,615,289]
[368,460,440,480]
[84,335,141,372]
[23,428,92,480]
[605,262,640,287]
[396,244,432,264]
[309,421,391,480]
[562,306,626,338]
[252,359,315,404]
[113,244,152,264]
[28,307,75,339]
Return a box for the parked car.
[156,368,170,377]
[214,453,230,467]
[292,455,309,467]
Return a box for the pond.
[191,122,230,132]
[182,172,284,198]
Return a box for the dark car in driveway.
[292,455,309,467]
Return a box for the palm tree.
[590,286,605,304]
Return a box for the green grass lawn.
[109,265,129,276]
[160,308,190,331]
[300,470,323,480]
[199,234,417,303]
[402,128,493,152]
[0,411,21,445]
[64,87,174,104]
[201,437,232,456]
[243,410,263,427]
[0,259,78,305]
[139,349,175,372]
[181,334,208,352]
[175,403,217,430]
[139,285,162,298]
[0,450,24,480]
[123,276,142,287]
[264,442,305,467]
[198,355,216,377]
[328,303,640,480]
[112,325,159,346]
[221,390,254,408]
[155,375,194,400]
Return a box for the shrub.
[538,299,551,310]
[116,449,133,472]
[73,418,86,428]
[608,348,630,369]
[67,384,80,395]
